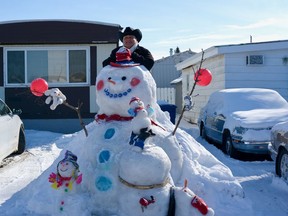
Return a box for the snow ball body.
[119,145,171,186]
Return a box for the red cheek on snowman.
[96,80,104,91]
[130,77,140,87]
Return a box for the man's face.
[123,35,137,49]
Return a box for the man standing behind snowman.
[102,27,154,70]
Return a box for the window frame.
[4,46,90,87]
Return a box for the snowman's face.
[96,67,141,98]
[57,160,76,178]
[96,66,157,116]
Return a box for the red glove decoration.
[191,195,208,215]
[49,172,57,183]
[76,174,82,184]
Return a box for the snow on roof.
[170,77,182,84]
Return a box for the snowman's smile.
[104,88,132,98]
[60,168,68,172]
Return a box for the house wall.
[171,82,182,113]
[182,55,225,123]
[224,49,288,99]
[151,50,195,88]
[151,57,181,88]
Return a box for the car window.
[0,100,11,116]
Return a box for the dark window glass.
[7,51,25,84]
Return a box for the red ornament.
[194,68,212,86]
[191,195,209,215]
[30,78,48,96]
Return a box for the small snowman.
[174,180,215,216]
[48,150,83,213]
[128,97,155,150]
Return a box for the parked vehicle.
[0,99,25,162]
[269,121,288,183]
[198,88,288,159]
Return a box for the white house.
[176,40,288,124]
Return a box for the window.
[246,55,264,65]
[5,47,89,86]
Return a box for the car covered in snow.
[269,121,288,183]
[198,88,288,158]
[0,98,25,162]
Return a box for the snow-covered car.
[269,121,288,183]
[0,98,25,162]
[198,88,288,158]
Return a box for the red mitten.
[76,173,82,184]
[191,195,208,215]
[49,172,57,183]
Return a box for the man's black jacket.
[102,45,154,70]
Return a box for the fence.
[156,88,176,104]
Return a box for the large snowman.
[70,49,214,215]
[7,50,245,216]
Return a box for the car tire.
[16,126,26,154]
[276,148,288,183]
[223,131,237,158]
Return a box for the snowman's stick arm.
[172,50,205,135]
[62,101,88,137]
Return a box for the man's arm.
[132,46,154,70]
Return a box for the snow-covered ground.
[0,118,287,216]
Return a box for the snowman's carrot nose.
[108,78,116,85]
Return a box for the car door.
[0,100,18,161]
[213,113,226,143]
[205,111,225,143]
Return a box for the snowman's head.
[57,150,79,178]
[57,160,76,178]
[129,96,144,110]
[96,65,157,116]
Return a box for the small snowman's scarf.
[49,173,74,190]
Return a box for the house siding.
[182,55,225,123]
[151,50,195,88]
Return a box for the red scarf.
[95,114,133,122]
[95,113,166,131]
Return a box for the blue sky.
[1,0,288,59]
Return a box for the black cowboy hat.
[119,27,142,42]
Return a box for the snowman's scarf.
[95,114,133,122]
[95,114,166,131]
[49,173,73,190]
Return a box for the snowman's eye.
[121,76,127,81]
[108,77,112,80]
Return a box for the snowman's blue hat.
[59,150,79,170]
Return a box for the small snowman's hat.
[60,150,79,170]
[129,96,140,105]
[110,47,140,67]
